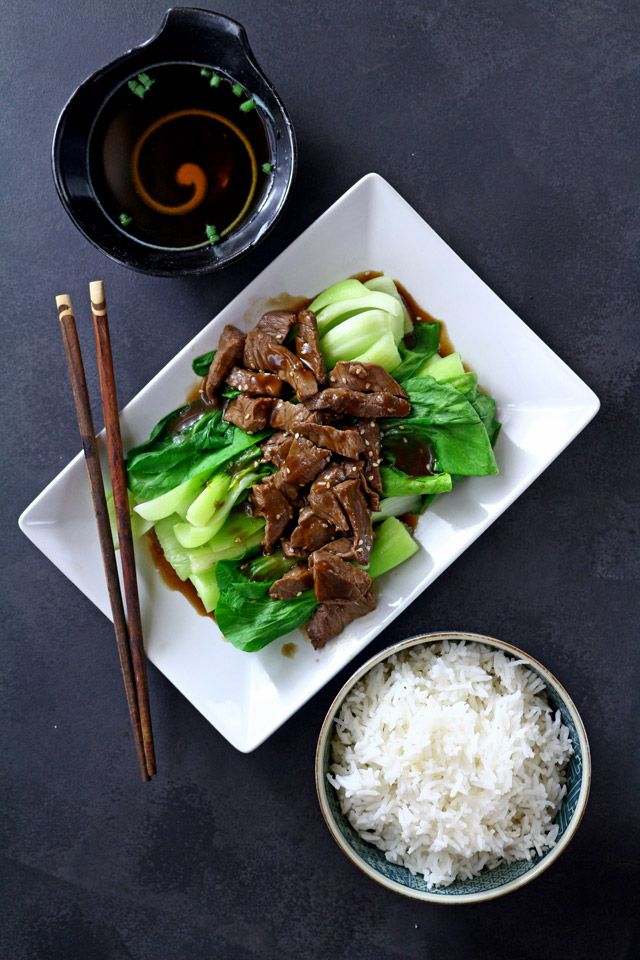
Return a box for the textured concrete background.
[1,1,639,957]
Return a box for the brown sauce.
[166,397,211,434]
[186,379,205,403]
[385,438,436,476]
[146,531,215,621]
[89,62,271,249]
[281,642,298,658]
[399,513,419,531]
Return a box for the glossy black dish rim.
[51,7,297,276]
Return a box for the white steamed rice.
[328,641,573,888]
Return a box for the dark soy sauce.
[89,62,271,249]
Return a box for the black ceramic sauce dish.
[52,7,297,276]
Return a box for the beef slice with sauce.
[307,590,376,650]
[268,562,314,600]
[308,462,363,531]
[244,330,318,401]
[223,395,276,433]
[282,506,338,556]
[270,400,324,433]
[311,551,371,604]
[309,537,355,563]
[306,387,410,419]
[357,420,383,495]
[295,309,327,385]
[251,478,293,553]
[255,310,296,344]
[226,366,284,398]
[295,422,365,459]
[334,478,373,565]
[273,436,331,500]
[204,324,246,400]
[261,431,293,469]
[329,361,407,398]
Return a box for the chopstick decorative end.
[89,280,107,315]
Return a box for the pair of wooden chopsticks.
[56,282,156,782]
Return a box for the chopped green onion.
[240,99,255,113]
[200,67,213,77]
[138,72,153,89]
[118,213,132,227]
[210,74,221,87]
[128,80,146,99]
[232,83,243,97]
[205,224,219,244]
[262,162,273,174]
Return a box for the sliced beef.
[307,590,376,650]
[244,330,318,400]
[309,537,355,563]
[295,309,327,385]
[226,366,284,398]
[204,325,246,400]
[306,387,410,419]
[270,400,323,432]
[268,562,314,600]
[329,361,407,398]
[357,419,383,502]
[282,506,337,556]
[251,479,293,553]
[261,431,293,469]
[334,478,374,565]
[223,395,276,433]
[296,422,365,458]
[309,464,352,531]
[273,436,331,500]
[256,310,296,344]
[311,552,371,604]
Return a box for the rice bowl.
[316,632,590,903]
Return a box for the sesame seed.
[399,425,405,430]
[276,514,281,520]
[368,475,374,482]
[403,438,408,444]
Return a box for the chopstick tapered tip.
[89,280,106,314]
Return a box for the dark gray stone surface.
[1,1,638,957]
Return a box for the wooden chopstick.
[89,280,157,778]
[56,294,150,782]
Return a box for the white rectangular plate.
[19,173,599,751]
